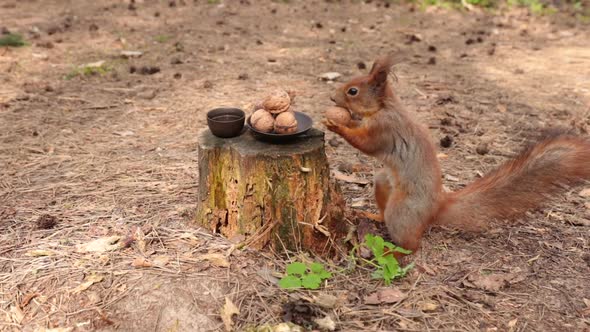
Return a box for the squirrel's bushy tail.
[436,135,590,229]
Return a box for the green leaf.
[278,275,302,289]
[309,262,325,274]
[393,246,412,255]
[317,270,332,280]
[301,274,322,289]
[309,262,331,280]
[286,262,307,276]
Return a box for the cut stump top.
[198,128,325,155]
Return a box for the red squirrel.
[324,55,590,257]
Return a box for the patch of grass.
[207,0,220,4]
[154,34,171,43]
[0,33,27,47]
[508,0,557,14]
[65,61,111,80]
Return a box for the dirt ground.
[1,0,590,331]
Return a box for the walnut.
[274,111,298,134]
[325,106,351,126]
[262,88,291,114]
[250,109,274,133]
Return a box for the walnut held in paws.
[262,88,291,114]
[274,111,298,134]
[250,109,275,133]
[325,106,351,126]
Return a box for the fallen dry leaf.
[34,328,74,332]
[199,253,230,267]
[420,300,439,312]
[508,318,518,331]
[25,249,55,257]
[71,274,104,294]
[364,288,407,305]
[467,273,523,292]
[153,256,170,267]
[132,257,153,268]
[313,315,336,331]
[76,236,121,253]
[313,293,338,309]
[9,305,24,324]
[178,232,201,245]
[333,170,370,185]
[220,297,240,332]
[21,293,39,307]
[579,188,590,197]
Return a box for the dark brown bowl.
[246,111,313,142]
[207,108,245,138]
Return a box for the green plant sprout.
[354,234,414,285]
[278,261,332,290]
[0,33,27,47]
[65,62,111,80]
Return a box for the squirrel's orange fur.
[325,55,590,257]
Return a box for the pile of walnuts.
[250,88,299,134]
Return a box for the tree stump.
[196,128,345,255]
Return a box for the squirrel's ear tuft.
[369,55,394,77]
[368,55,394,96]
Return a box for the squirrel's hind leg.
[351,170,392,223]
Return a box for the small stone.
[357,61,366,70]
[319,72,341,81]
[440,135,453,148]
[428,57,436,65]
[404,33,422,44]
[237,73,249,80]
[428,45,437,52]
[137,89,157,100]
[120,50,143,58]
[476,143,489,155]
[138,66,160,75]
[173,72,182,79]
[328,137,341,147]
[46,25,61,35]
[170,57,183,65]
[203,80,213,89]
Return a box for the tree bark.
[196,128,345,255]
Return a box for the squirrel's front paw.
[323,119,344,133]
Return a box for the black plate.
[246,111,313,141]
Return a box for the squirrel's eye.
[347,87,358,96]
